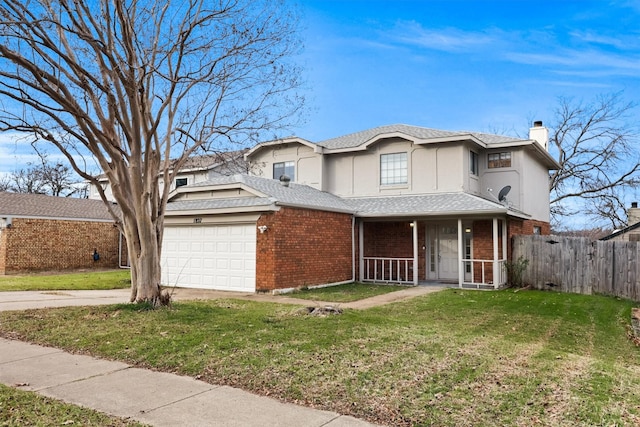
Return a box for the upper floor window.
[380,152,408,185]
[175,178,188,188]
[273,161,295,181]
[470,151,479,175]
[488,152,511,168]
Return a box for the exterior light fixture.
[258,225,268,234]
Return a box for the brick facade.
[359,218,551,284]
[0,218,120,274]
[469,220,505,283]
[255,207,353,292]
[507,218,550,261]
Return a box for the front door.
[438,224,459,280]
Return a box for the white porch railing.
[461,258,506,289]
[362,257,414,284]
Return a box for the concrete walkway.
[0,285,444,312]
[0,285,444,426]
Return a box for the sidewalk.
[0,286,443,426]
[0,337,377,426]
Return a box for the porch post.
[493,217,499,289]
[502,219,508,260]
[457,219,464,287]
[502,219,508,285]
[412,220,418,285]
[359,220,364,282]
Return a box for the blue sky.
[293,0,640,141]
[2,0,640,202]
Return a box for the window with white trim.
[380,152,407,185]
[273,161,295,181]
[175,178,188,188]
[488,152,511,168]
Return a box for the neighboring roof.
[173,150,247,172]
[346,193,527,218]
[600,222,640,241]
[167,175,529,219]
[93,150,248,182]
[0,192,116,221]
[317,124,523,150]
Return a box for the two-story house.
[160,123,559,293]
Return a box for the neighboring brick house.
[161,123,559,292]
[0,192,121,274]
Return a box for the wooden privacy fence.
[512,235,640,302]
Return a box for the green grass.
[0,270,131,291]
[283,282,407,302]
[0,383,146,426]
[0,289,639,426]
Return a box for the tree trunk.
[124,214,169,306]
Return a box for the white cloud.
[393,22,501,52]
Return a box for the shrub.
[504,256,529,288]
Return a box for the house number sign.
[193,218,202,224]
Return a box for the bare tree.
[5,164,47,194]
[1,153,81,196]
[0,175,10,191]
[549,93,640,229]
[0,0,303,305]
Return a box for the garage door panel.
[161,223,256,292]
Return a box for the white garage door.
[161,223,256,292]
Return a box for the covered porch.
[358,217,508,289]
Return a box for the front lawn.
[283,282,407,302]
[0,289,638,426]
[0,383,146,426]
[0,270,131,291]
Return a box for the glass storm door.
[438,224,459,280]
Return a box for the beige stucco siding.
[520,150,552,222]
[249,142,323,189]
[326,140,464,196]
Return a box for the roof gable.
[244,137,320,159]
[317,124,527,151]
[168,174,353,214]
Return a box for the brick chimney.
[629,202,640,225]
[529,120,549,150]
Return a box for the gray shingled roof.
[317,124,526,150]
[171,175,354,213]
[165,196,274,212]
[168,174,522,218]
[346,193,510,217]
[0,192,116,221]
